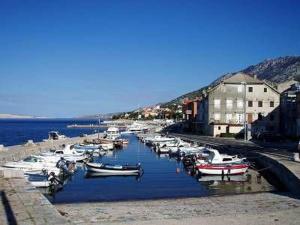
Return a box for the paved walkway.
[57,192,300,225]
[0,177,71,225]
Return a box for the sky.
[0,0,300,118]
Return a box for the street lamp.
[241,82,247,141]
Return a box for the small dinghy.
[86,162,142,175]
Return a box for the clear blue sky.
[0,0,299,117]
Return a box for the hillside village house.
[195,73,280,137]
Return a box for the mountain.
[163,56,300,107]
[0,114,42,119]
[76,112,123,120]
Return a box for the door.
[247,113,253,123]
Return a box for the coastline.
[1,131,300,224]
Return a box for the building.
[297,92,300,136]
[196,73,280,137]
[182,97,200,132]
[280,83,300,138]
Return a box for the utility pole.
[98,115,101,140]
[241,82,247,141]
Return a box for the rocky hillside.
[163,56,300,107]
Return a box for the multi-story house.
[182,97,200,132]
[297,92,300,137]
[197,73,280,137]
[280,83,300,138]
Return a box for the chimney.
[254,74,257,80]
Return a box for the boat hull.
[86,163,141,175]
[196,164,249,175]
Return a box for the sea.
[0,119,277,204]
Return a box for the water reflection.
[45,135,276,204]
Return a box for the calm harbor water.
[0,119,276,203]
[47,135,276,204]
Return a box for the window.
[218,126,221,130]
[258,101,263,107]
[270,101,274,107]
[226,113,232,123]
[214,113,220,121]
[258,113,263,120]
[248,87,253,92]
[226,99,233,109]
[214,99,221,109]
[237,99,243,108]
[236,113,244,124]
[248,101,253,107]
[237,85,243,93]
[264,88,267,92]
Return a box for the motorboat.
[105,127,120,140]
[196,163,249,175]
[3,155,76,175]
[144,136,175,146]
[85,162,142,175]
[3,155,57,171]
[194,149,249,175]
[100,143,114,151]
[42,145,88,162]
[195,149,247,165]
[24,171,63,188]
[126,122,149,134]
[73,144,100,153]
[45,131,66,141]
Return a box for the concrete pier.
[0,134,98,225]
[0,134,98,166]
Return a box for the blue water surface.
[0,119,99,146]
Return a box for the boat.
[195,149,247,165]
[196,163,249,175]
[45,131,67,141]
[104,127,121,140]
[3,155,76,175]
[194,149,249,175]
[73,144,100,153]
[126,122,149,134]
[4,155,57,171]
[42,144,88,162]
[85,162,142,175]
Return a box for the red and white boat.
[195,163,249,175]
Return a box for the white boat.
[45,131,66,141]
[196,149,246,165]
[100,143,114,151]
[74,144,100,153]
[126,122,149,133]
[196,163,249,175]
[105,127,120,140]
[195,149,249,175]
[4,155,57,171]
[85,162,142,175]
[42,145,88,162]
[144,136,175,146]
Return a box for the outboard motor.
[56,157,69,174]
